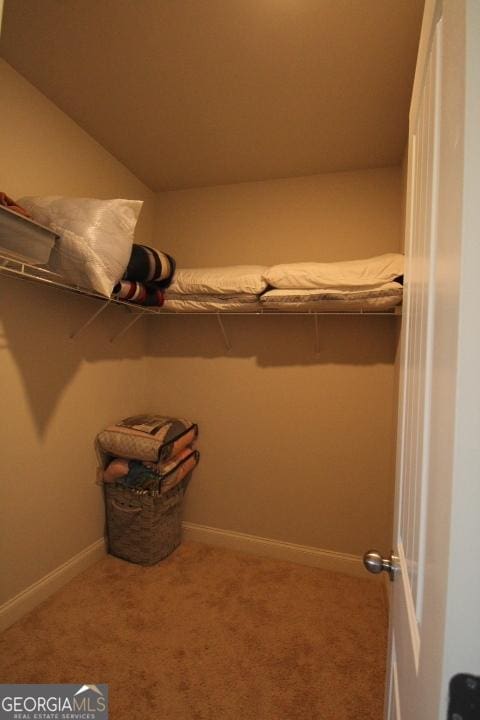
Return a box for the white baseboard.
[0,538,106,632]
[182,522,368,579]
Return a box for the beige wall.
[150,168,402,557]
[0,60,155,605]
[0,60,155,241]
[0,59,403,607]
[156,168,402,266]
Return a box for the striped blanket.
[125,244,176,287]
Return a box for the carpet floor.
[0,542,388,719]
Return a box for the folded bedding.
[157,449,199,493]
[168,265,268,295]
[97,414,198,463]
[150,445,197,477]
[162,293,262,313]
[264,253,404,290]
[260,282,403,312]
[103,444,196,482]
[103,447,199,493]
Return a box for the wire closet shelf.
[0,249,402,348]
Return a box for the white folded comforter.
[260,282,403,312]
[162,293,262,313]
[264,253,404,290]
[168,265,268,295]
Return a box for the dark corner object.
[447,674,480,719]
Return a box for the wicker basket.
[104,475,190,565]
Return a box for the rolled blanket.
[143,285,166,307]
[124,244,176,288]
[113,280,165,307]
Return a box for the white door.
[366,1,480,719]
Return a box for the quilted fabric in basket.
[97,414,197,462]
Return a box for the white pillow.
[18,196,143,297]
[169,265,268,295]
[264,253,404,290]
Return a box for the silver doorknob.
[363,550,399,581]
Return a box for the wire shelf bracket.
[109,310,147,343]
[216,313,232,352]
[70,299,112,340]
